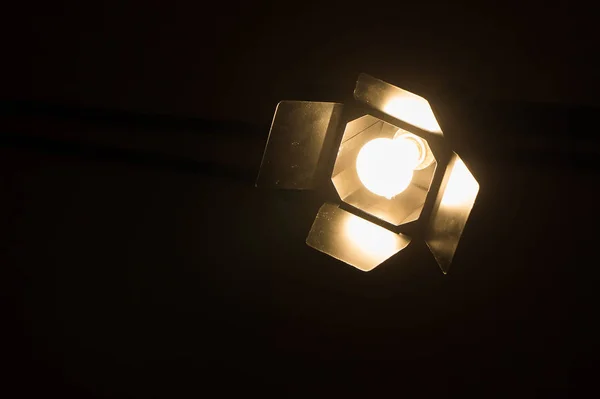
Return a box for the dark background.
[2,1,599,397]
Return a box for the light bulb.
[355,137,421,199]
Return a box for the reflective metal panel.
[331,116,437,226]
[425,153,479,274]
[340,114,381,142]
[306,203,411,272]
[256,101,344,189]
[354,73,443,135]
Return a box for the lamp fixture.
[256,74,479,273]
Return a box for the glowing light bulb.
[355,137,421,199]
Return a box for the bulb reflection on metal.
[426,153,479,273]
[440,157,480,208]
[306,203,411,272]
[383,96,442,133]
[345,216,400,267]
[355,137,420,199]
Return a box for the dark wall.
[2,130,596,397]
[2,1,599,397]
[6,1,600,125]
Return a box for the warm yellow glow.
[440,158,480,207]
[383,96,442,133]
[355,137,420,199]
[344,216,399,267]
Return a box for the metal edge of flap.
[425,153,479,273]
[256,101,344,190]
[306,202,411,272]
[353,73,443,135]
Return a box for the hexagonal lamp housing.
[256,73,480,274]
[331,115,436,226]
